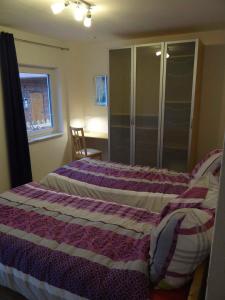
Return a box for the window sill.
[28,132,64,144]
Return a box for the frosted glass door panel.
[162,42,196,171]
[135,44,162,167]
[109,48,131,164]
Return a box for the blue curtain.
[0,32,32,187]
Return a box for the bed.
[40,158,192,212]
[0,182,156,299]
[0,149,221,300]
[0,181,214,300]
[40,149,222,213]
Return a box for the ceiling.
[0,0,225,41]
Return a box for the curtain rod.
[15,38,69,51]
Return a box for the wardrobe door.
[109,48,132,164]
[161,41,196,171]
[134,44,163,167]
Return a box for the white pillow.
[149,208,214,289]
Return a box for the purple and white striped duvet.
[41,158,192,212]
[0,182,160,300]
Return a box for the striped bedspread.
[0,182,159,300]
[41,158,192,212]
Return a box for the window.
[19,66,62,142]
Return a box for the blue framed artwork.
[95,75,108,106]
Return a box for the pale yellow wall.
[0,26,71,192]
[198,45,225,159]
[0,72,10,192]
[67,42,109,133]
[66,43,85,128]
[67,29,225,159]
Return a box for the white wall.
[67,29,225,160]
[0,26,71,192]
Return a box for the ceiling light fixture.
[51,0,95,27]
[84,9,92,27]
[51,2,66,14]
[74,3,85,21]
[155,51,170,59]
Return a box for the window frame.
[19,65,63,142]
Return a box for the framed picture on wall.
[95,75,108,106]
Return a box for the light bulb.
[74,4,84,21]
[84,10,92,27]
[156,51,170,58]
[51,2,65,14]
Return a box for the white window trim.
[28,132,64,144]
[19,65,64,143]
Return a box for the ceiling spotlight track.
[75,0,92,9]
[51,0,95,28]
